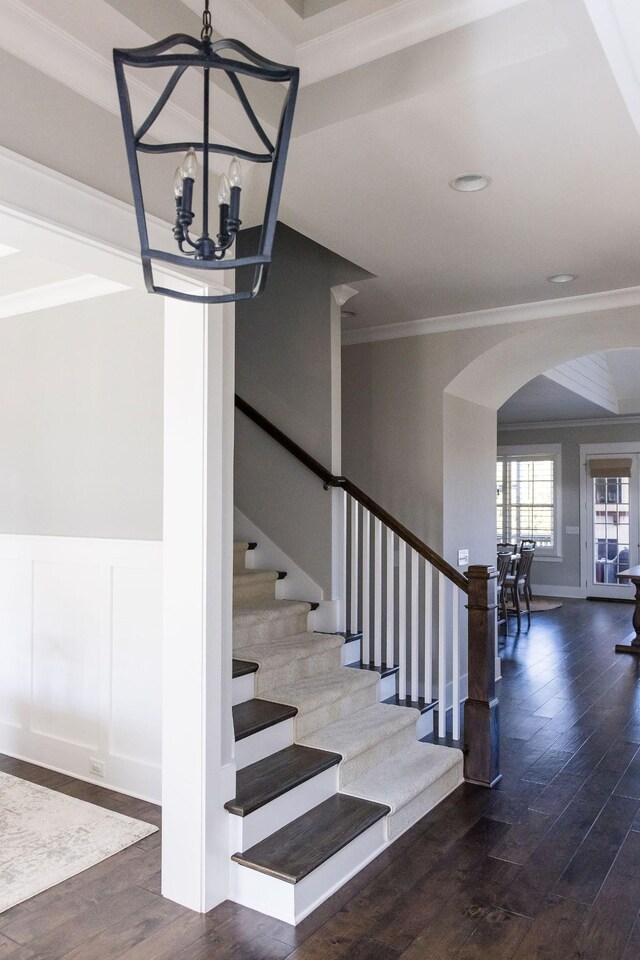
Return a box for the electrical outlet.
[89,758,105,778]
[457,549,469,567]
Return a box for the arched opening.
[443,314,640,606]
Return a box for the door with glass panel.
[587,457,638,600]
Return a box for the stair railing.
[235,394,500,787]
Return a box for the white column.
[161,291,235,913]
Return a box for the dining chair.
[497,542,516,555]
[518,539,536,600]
[504,547,535,631]
[496,550,513,630]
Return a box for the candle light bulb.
[228,156,242,188]
[218,174,230,205]
[181,146,198,180]
[173,166,184,198]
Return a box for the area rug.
[529,598,563,612]
[0,771,158,913]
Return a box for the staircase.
[227,539,463,925]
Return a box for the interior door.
[586,456,638,599]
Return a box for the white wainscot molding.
[0,535,163,803]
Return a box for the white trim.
[0,275,128,320]
[498,415,640,431]
[342,284,640,344]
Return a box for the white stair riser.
[229,817,388,925]
[228,766,339,851]
[378,673,397,701]
[341,638,360,665]
[234,612,310,647]
[416,710,434,739]
[232,673,255,706]
[256,649,342,695]
[294,684,378,739]
[235,719,294,770]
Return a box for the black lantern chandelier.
[113,1,299,304]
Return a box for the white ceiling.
[1,0,640,407]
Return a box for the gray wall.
[342,331,501,570]
[235,223,370,593]
[498,420,640,591]
[0,290,163,540]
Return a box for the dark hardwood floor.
[2,597,640,958]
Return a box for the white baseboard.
[533,584,586,599]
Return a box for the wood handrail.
[235,394,469,593]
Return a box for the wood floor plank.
[513,895,588,960]
[576,829,640,959]
[553,793,640,903]
[447,908,530,960]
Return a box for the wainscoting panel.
[0,536,162,803]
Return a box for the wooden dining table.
[615,564,640,655]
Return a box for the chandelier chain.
[201,0,212,42]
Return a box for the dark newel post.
[464,565,501,787]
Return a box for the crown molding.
[342,284,640,345]
[498,414,640,432]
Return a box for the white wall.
[0,289,164,540]
[0,534,162,801]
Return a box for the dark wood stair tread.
[232,658,259,679]
[347,661,399,679]
[233,698,297,741]
[384,695,438,713]
[225,744,340,817]
[231,793,389,884]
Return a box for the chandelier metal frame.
[113,3,299,304]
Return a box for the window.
[497,446,561,556]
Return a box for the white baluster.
[438,572,446,738]
[386,529,395,668]
[452,587,460,741]
[398,541,407,701]
[342,489,348,633]
[374,517,383,667]
[423,561,433,706]
[362,508,371,664]
[350,498,359,634]
[411,549,419,703]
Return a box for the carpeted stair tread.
[231,793,390,884]
[233,698,297,741]
[342,740,463,814]
[267,668,379,715]
[225,744,341,817]
[232,658,259,679]
[299,702,419,764]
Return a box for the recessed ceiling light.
[341,309,356,319]
[449,173,492,192]
[547,273,577,283]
